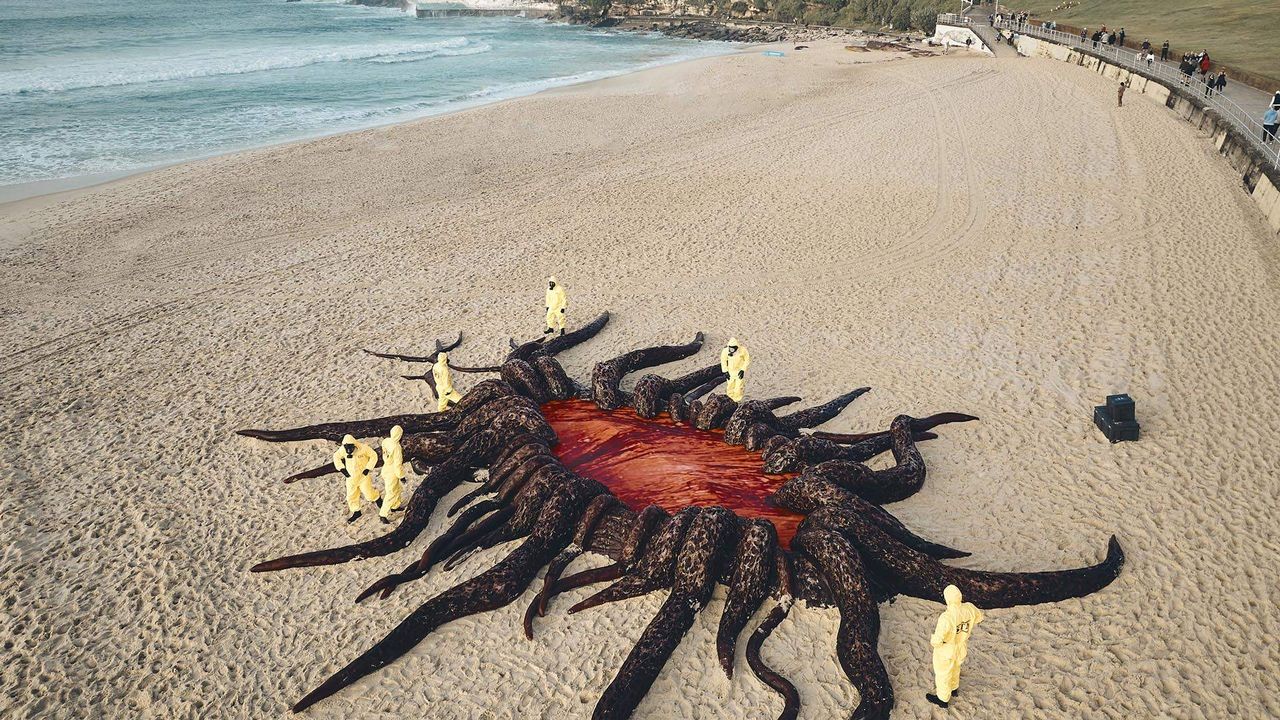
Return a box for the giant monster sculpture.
[240,312,1124,719]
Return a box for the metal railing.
[993,18,1280,167]
[937,13,970,26]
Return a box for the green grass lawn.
[1002,0,1279,87]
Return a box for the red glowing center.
[543,400,803,547]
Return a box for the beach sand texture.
[2,41,1278,719]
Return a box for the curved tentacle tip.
[693,331,706,344]
[1105,535,1125,571]
[250,559,285,573]
[355,575,399,604]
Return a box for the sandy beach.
[2,38,1279,720]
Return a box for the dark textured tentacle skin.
[362,332,463,363]
[591,507,737,720]
[500,359,553,405]
[777,387,871,430]
[283,462,337,484]
[798,415,931,505]
[251,462,470,573]
[762,412,976,474]
[237,413,444,444]
[524,495,623,638]
[507,311,612,363]
[770,474,970,559]
[292,477,604,713]
[236,379,514,443]
[746,553,800,720]
[618,504,669,566]
[716,519,777,678]
[691,393,738,430]
[793,529,892,720]
[591,332,706,411]
[720,397,800,447]
[533,355,576,401]
[668,374,723,423]
[632,363,723,418]
[808,505,1125,608]
[353,497,505,603]
[569,507,697,614]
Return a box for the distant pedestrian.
[1198,50,1211,77]
[1203,72,1216,98]
[1118,80,1126,107]
[1117,28,1125,47]
[1141,39,1150,53]
[1214,71,1226,95]
[1160,40,1169,62]
[1081,28,1088,43]
[1263,105,1279,144]
[1107,32,1115,46]
[1145,51,1154,69]
[1092,31,1101,49]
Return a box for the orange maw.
[543,399,803,547]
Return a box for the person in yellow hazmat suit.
[544,277,567,336]
[720,338,751,402]
[378,425,409,524]
[432,351,462,413]
[333,434,380,523]
[926,584,985,708]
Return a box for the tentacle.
[792,528,893,720]
[533,355,576,401]
[500,359,553,405]
[353,496,506,603]
[746,553,799,720]
[250,463,469,573]
[591,507,737,720]
[569,507,697,614]
[362,332,463,363]
[809,505,1125,608]
[292,478,602,713]
[591,332,706,411]
[668,374,723,423]
[691,393,737,430]
[441,463,570,570]
[770,475,969,559]
[524,495,622,638]
[764,412,976,473]
[806,414,932,505]
[237,413,445,444]
[551,562,624,596]
[776,387,871,431]
[239,379,518,444]
[632,363,724,418]
[506,311,612,363]
[438,505,517,571]
[716,518,777,678]
[283,462,337,484]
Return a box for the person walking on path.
[1263,105,1279,145]
[1118,80,1127,107]
[1160,40,1169,62]
[1214,71,1226,96]
[1198,50,1211,79]
[1203,71,1216,98]
[1118,28,1126,47]
[1141,39,1151,54]
[1081,28,1088,43]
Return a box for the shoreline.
[0,24,740,209]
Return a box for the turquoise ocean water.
[0,0,729,194]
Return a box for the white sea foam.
[0,37,479,95]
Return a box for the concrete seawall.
[1012,34,1280,237]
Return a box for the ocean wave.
[366,42,491,63]
[0,37,478,95]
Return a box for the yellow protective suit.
[333,434,380,516]
[433,351,462,413]
[379,425,409,520]
[930,584,984,703]
[720,338,751,402]
[544,277,567,334]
